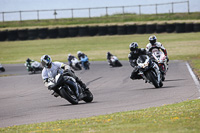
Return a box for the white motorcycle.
[109,56,122,67]
[71,58,82,70]
[152,50,168,81]
[0,63,5,72]
[137,55,163,88]
[25,61,43,74]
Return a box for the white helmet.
[41,55,52,68]
[149,35,157,44]
[68,54,71,57]
[77,51,82,55]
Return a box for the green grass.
[0,99,199,132]
[0,32,200,64]
[0,12,200,29]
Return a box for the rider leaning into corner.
[67,54,76,67]
[40,55,87,98]
[106,52,113,66]
[128,42,147,80]
[146,35,169,63]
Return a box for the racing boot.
[76,77,87,90]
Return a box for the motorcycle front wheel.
[83,89,93,103]
[146,71,160,88]
[60,88,79,105]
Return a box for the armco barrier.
[146,24,156,34]
[0,30,7,41]
[28,28,38,40]
[7,29,18,41]
[38,28,48,39]
[58,27,69,38]
[1,22,200,41]
[18,28,28,40]
[48,27,58,38]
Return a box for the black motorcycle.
[48,72,93,105]
[0,64,5,72]
[136,55,163,88]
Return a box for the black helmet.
[149,35,157,45]
[26,58,31,62]
[129,42,138,51]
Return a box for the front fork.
[153,63,161,84]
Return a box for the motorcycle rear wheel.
[60,88,79,105]
[83,90,93,103]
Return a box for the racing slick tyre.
[60,88,79,105]
[147,71,160,88]
[83,89,93,103]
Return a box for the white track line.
[186,62,200,99]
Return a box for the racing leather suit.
[146,42,169,62]
[128,48,147,79]
[42,62,86,96]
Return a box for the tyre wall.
[0,22,199,41]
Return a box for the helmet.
[26,58,31,62]
[77,51,82,55]
[129,42,138,51]
[41,55,52,68]
[149,35,157,45]
[68,54,71,57]
[107,52,112,56]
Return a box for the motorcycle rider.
[67,54,76,67]
[41,55,87,98]
[77,51,86,60]
[106,52,113,66]
[77,51,89,70]
[25,58,34,72]
[128,42,147,80]
[146,35,169,63]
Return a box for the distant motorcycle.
[71,58,82,71]
[80,55,90,70]
[152,50,168,81]
[109,56,122,67]
[0,64,5,72]
[25,61,43,74]
[48,71,93,105]
[136,55,163,88]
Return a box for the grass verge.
[0,99,199,132]
[0,12,200,29]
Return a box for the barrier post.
[37,10,40,21]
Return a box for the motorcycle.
[0,64,5,72]
[109,56,122,67]
[152,50,168,81]
[80,55,90,70]
[25,61,43,74]
[136,55,163,88]
[71,57,82,71]
[48,70,93,105]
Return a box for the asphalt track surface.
[0,60,199,128]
